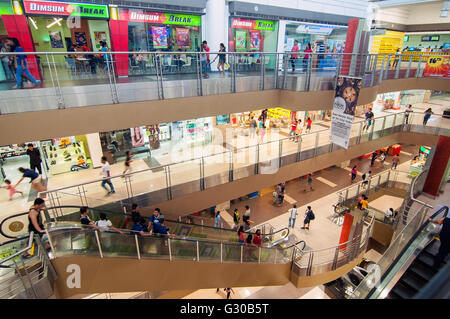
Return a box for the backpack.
[307,210,315,220]
[361,173,366,180]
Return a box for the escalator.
[388,238,446,299]
[362,205,449,299]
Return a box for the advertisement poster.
[249,30,260,51]
[131,127,144,148]
[74,32,88,47]
[151,26,168,49]
[330,76,361,149]
[49,31,63,48]
[423,56,450,78]
[235,30,247,50]
[94,31,107,49]
[176,28,190,48]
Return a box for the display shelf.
[44,141,87,175]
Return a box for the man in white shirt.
[385,208,394,223]
[100,156,115,195]
[288,204,298,228]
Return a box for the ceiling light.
[46,18,63,29]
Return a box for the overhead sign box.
[23,0,109,19]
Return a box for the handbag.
[225,62,230,69]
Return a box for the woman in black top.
[212,43,226,76]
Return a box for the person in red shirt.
[252,229,262,247]
[289,119,298,141]
[201,40,210,78]
[306,117,312,132]
[303,43,313,72]
[290,40,300,73]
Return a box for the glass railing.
[44,222,296,265]
[0,51,448,114]
[291,208,376,277]
[37,111,450,215]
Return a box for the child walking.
[2,179,24,200]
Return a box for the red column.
[1,15,41,80]
[109,20,129,77]
[339,212,354,252]
[341,18,359,76]
[423,136,450,197]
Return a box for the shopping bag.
[225,62,230,69]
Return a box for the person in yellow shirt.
[360,195,369,209]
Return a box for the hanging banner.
[235,30,247,50]
[330,76,361,149]
[151,26,168,49]
[423,56,450,78]
[176,28,190,48]
[249,30,260,51]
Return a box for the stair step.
[424,240,441,256]
[400,272,426,292]
[409,263,435,282]
[417,254,437,269]
[391,282,416,299]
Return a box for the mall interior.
[0,0,449,300]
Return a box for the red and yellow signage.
[424,56,450,78]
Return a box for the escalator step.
[387,291,401,299]
[409,263,435,281]
[417,254,437,269]
[400,272,426,292]
[425,240,441,256]
[391,282,416,299]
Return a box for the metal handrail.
[38,110,421,195]
[410,168,433,209]
[0,232,33,265]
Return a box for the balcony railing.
[33,111,449,219]
[0,51,448,114]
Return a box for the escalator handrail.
[366,205,449,299]
[1,205,290,243]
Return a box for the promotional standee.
[330,76,362,149]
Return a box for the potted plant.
[444,108,450,118]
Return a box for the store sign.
[23,0,109,18]
[231,18,275,30]
[119,9,201,26]
[330,76,362,149]
[295,23,334,35]
[423,56,450,78]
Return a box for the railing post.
[231,54,236,93]
[278,139,282,168]
[168,238,172,261]
[12,259,33,299]
[366,179,371,195]
[392,114,398,134]
[135,235,141,260]
[370,55,376,87]
[415,55,423,78]
[229,150,234,182]
[167,165,172,200]
[196,240,200,262]
[357,122,363,144]
[332,246,340,270]
[405,55,413,78]
[395,54,401,79]
[258,247,261,264]
[255,144,260,174]
[313,132,319,157]
[384,55,391,80]
[296,138,302,162]
[381,116,387,136]
[378,55,385,85]
[94,231,103,258]
[200,158,205,190]
[45,229,56,257]
[345,189,349,201]
[240,245,243,263]
[306,55,312,91]
[274,53,280,89]
[369,118,375,141]
[260,54,265,90]
[307,252,314,276]
[196,53,203,96]
[282,53,288,89]
[220,243,223,263]
[274,248,278,264]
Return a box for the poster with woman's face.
[49,31,63,48]
[131,127,144,147]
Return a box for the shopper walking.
[361,170,371,189]
[288,204,298,228]
[233,208,240,229]
[350,165,358,183]
[16,167,47,196]
[392,154,400,169]
[259,123,266,143]
[2,179,23,201]
[212,43,226,76]
[23,198,47,258]
[122,151,133,176]
[301,206,315,230]
[303,43,313,72]
[404,104,413,125]
[429,214,450,269]
[290,40,300,73]
[5,38,40,89]
[306,117,312,133]
[249,116,257,139]
[100,41,110,73]
[363,108,374,132]
[224,288,234,299]
[370,151,378,167]
[214,211,223,228]
[423,108,433,125]
[295,119,302,142]
[237,225,245,244]
[201,40,210,78]
[392,49,400,69]
[243,205,253,231]
[304,173,313,192]
[26,143,42,175]
[100,156,115,195]
[289,118,298,141]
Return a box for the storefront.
[21,0,110,73]
[118,8,202,52]
[0,0,14,82]
[409,146,431,177]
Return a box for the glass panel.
[298,133,316,160]
[128,165,169,203]
[264,53,278,90]
[198,241,221,261]
[169,159,201,197]
[99,232,137,257]
[170,238,197,261]
[233,145,257,180]
[371,116,384,140]
[51,228,99,256]
[222,243,242,262]
[259,246,276,263]
[235,52,260,93]
[242,245,259,263]
[203,151,230,189]
[138,235,169,259]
